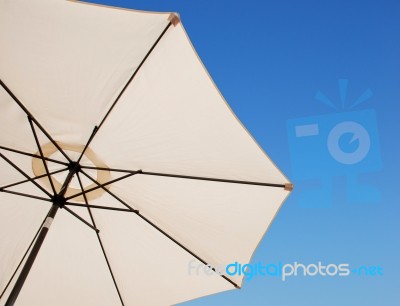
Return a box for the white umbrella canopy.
[0,0,293,305]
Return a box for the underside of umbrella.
[0,1,292,305]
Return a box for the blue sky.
[91,1,399,305]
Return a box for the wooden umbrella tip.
[168,13,180,26]
[284,183,294,191]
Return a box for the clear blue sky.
[90,1,399,305]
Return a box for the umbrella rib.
[76,173,125,306]
[75,21,173,170]
[0,189,51,203]
[0,145,68,166]
[81,166,286,188]
[140,171,286,188]
[79,173,239,288]
[95,22,173,131]
[27,116,57,195]
[65,202,132,213]
[0,211,50,300]
[64,171,141,201]
[0,168,67,190]
[80,165,137,174]
[79,170,139,213]
[0,78,72,163]
[0,152,52,198]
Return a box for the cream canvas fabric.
[0,1,292,305]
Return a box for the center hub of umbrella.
[51,194,66,208]
[68,161,81,173]
[32,142,111,202]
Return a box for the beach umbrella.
[0,0,293,305]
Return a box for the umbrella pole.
[5,164,79,306]
[5,204,59,306]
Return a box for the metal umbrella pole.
[5,162,80,306]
